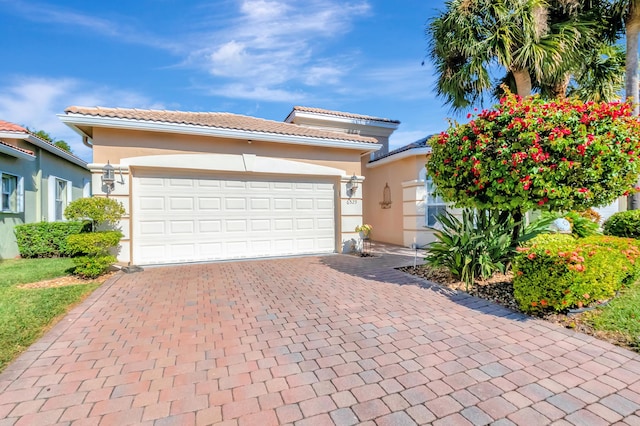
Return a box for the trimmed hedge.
[66,231,123,278]
[513,235,640,314]
[14,221,90,258]
[603,210,640,238]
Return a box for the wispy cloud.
[0,76,162,161]
[187,0,371,102]
[0,0,181,52]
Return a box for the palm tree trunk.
[512,68,533,97]
[627,3,640,209]
[551,73,571,99]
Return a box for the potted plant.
[355,224,373,239]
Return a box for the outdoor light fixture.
[347,173,359,197]
[102,161,115,196]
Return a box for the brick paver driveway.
[1,251,640,425]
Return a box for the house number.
[347,199,358,205]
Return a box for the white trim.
[83,178,91,197]
[366,147,432,169]
[58,114,382,152]
[0,143,35,161]
[285,110,400,130]
[0,171,23,213]
[119,154,348,177]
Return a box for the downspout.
[82,136,93,148]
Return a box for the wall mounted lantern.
[347,173,359,197]
[102,161,115,196]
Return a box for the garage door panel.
[133,173,336,264]
[170,198,193,210]
[199,198,221,210]
[226,198,246,209]
[199,220,221,233]
[170,221,194,234]
[139,197,164,210]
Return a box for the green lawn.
[585,280,640,351]
[0,258,100,372]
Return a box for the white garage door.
[132,171,336,265]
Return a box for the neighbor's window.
[1,172,23,213]
[55,179,68,220]
[48,176,72,221]
[425,173,447,227]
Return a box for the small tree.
[64,197,125,231]
[428,92,640,217]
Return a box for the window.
[0,172,23,213]
[425,173,447,227]
[55,179,68,220]
[48,176,72,221]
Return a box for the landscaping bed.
[399,264,640,353]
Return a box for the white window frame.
[0,171,24,214]
[422,167,447,227]
[48,175,72,221]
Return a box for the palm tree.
[427,0,619,109]
[608,1,640,208]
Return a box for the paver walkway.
[1,248,640,425]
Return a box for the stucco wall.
[91,128,364,174]
[363,155,427,246]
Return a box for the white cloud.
[0,76,162,162]
[208,84,308,103]
[189,0,371,101]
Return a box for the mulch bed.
[17,272,116,289]
[398,264,637,352]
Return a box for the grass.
[0,258,100,372]
[585,280,640,351]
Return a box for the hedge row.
[14,221,90,258]
[513,234,640,314]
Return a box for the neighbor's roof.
[290,106,401,124]
[369,135,435,163]
[63,106,380,144]
[0,119,87,167]
[0,139,34,156]
[0,120,28,133]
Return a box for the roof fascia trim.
[366,147,432,169]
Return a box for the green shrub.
[14,221,89,258]
[71,255,117,278]
[67,231,122,278]
[513,235,640,314]
[66,231,123,256]
[426,209,552,290]
[603,210,640,238]
[64,197,125,229]
[564,211,601,238]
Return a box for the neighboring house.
[59,106,398,266]
[0,120,90,259]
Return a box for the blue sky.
[0,0,453,161]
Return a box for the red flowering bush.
[513,234,640,314]
[428,93,640,212]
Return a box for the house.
[59,106,401,266]
[0,120,90,258]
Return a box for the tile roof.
[291,106,401,124]
[0,139,34,156]
[0,120,28,133]
[369,135,435,163]
[64,106,380,144]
